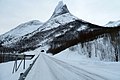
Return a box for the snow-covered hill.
[0,20,43,44]
[105,20,120,27]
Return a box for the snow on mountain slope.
[39,13,78,32]
[36,1,79,32]
[1,1,82,48]
[7,1,79,44]
[22,1,77,37]
[0,1,87,54]
[77,25,88,31]
[105,20,120,27]
[51,1,69,18]
[0,20,43,43]
[67,37,116,61]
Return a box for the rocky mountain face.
[68,30,120,61]
[0,1,120,61]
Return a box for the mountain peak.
[51,1,69,18]
[55,1,64,11]
[105,20,120,27]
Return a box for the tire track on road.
[45,54,108,80]
[43,54,95,80]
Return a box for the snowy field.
[0,60,32,80]
[0,49,40,80]
[0,48,120,80]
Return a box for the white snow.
[25,48,120,80]
[0,1,120,80]
[0,48,120,80]
[39,13,78,32]
[0,60,32,80]
[13,13,78,45]
[105,20,120,27]
[0,20,43,46]
[1,20,42,38]
[77,25,88,31]
[0,47,41,80]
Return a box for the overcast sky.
[0,0,120,35]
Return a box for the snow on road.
[25,49,120,80]
[54,49,120,80]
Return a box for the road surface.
[25,53,110,80]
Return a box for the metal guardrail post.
[23,55,25,69]
[18,54,40,80]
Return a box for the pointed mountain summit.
[36,1,78,31]
[51,1,69,18]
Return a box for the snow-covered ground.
[0,48,41,80]
[54,49,120,80]
[0,48,120,80]
[0,60,32,80]
[25,48,120,80]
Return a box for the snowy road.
[25,53,116,80]
[0,50,120,80]
[44,54,108,80]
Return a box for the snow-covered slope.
[68,37,117,61]
[39,13,78,31]
[0,20,43,44]
[105,20,120,27]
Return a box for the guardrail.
[18,53,40,80]
[12,54,35,73]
